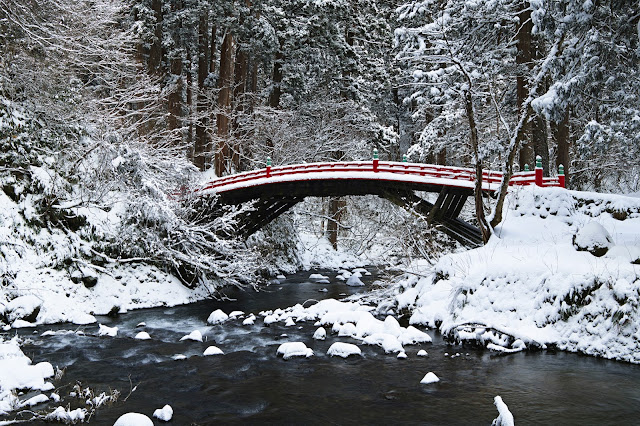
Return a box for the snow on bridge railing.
[196,152,564,195]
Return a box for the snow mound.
[277,342,314,359]
[207,309,229,325]
[153,404,174,422]
[313,327,327,340]
[420,372,440,384]
[346,274,365,287]
[285,317,296,327]
[134,332,151,340]
[242,314,256,325]
[98,324,118,337]
[397,351,407,359]
[229,310,244,318]
[203,346,224,356]
[5,295,42,323]
[327,342,362,358]
[180,330,203,342]
[113,412,154,426]
[573,221,613,256]
[492,396,514,426]
[417,349,428,357]
[0,337,54,415]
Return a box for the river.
[7,269,640,425]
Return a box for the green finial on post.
[524,163,530,172]
[402,154,407,163]
[266,157,272,167]
[373,148,379,160]
[535,155,542,168]
[558,164,564,175]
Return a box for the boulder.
[573,222,613,257]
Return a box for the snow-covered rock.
[573,221,613,256]
[346,274,365,287]
[492,396,514,426]
[203,346,224,356]
[5,295,42,323]
[229,310,244,318]
[362,333,404,353]
[417,349,428,357]
[263,315,278,325]
[134,332,151,340]
[313,327,327,340]
[420,372,440,384]
[242,314,256,325]
[207,309,229,325]
[179,330,203,342]
[98,324,118,337]
[327,342,362,358]
[285,317,296,327]
[397,351,407,359]
[277,342,314,360]
[113,412,154,426]
[153,404,174,422]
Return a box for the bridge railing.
[198,155,565,194]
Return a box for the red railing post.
[535,155,543,186]
[558,164,565,188]
[266,157,271,178]
[373,148,379,172]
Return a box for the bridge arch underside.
[213,179,484,247]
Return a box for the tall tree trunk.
[436,148,446,166]
[268,49,283,108]
[231,47,248,170]
[215,31,234,176]
[552,108,570,184]
[186,50,193,153]
[148,0,163,74]
[194,13,210,171]
[516,1,533,171]
[167,56,183,134]
[327,197,346,250]
[532,113,549,175]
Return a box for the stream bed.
[7,269,640,425]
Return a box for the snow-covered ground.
[388,186,640,363]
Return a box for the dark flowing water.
[7,269,640,425]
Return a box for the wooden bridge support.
[381,188,483,247]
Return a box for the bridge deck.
[192,160,564,247]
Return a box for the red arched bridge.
[194,155,565,247]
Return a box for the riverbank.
[375,186,640,363]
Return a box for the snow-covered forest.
[1,0,640,423]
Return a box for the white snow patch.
[327,342,362,358]
[134,331,151,340]
[179,330,203,342]
[313,327,327,340]
[277,342,314,359]
[420,372,440,384]
[492,396,515,426]
[207,309,229,325]
[98,324,118,337]
[113,412,154,426]
[203,346,224,356]
[153,404,174,422]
